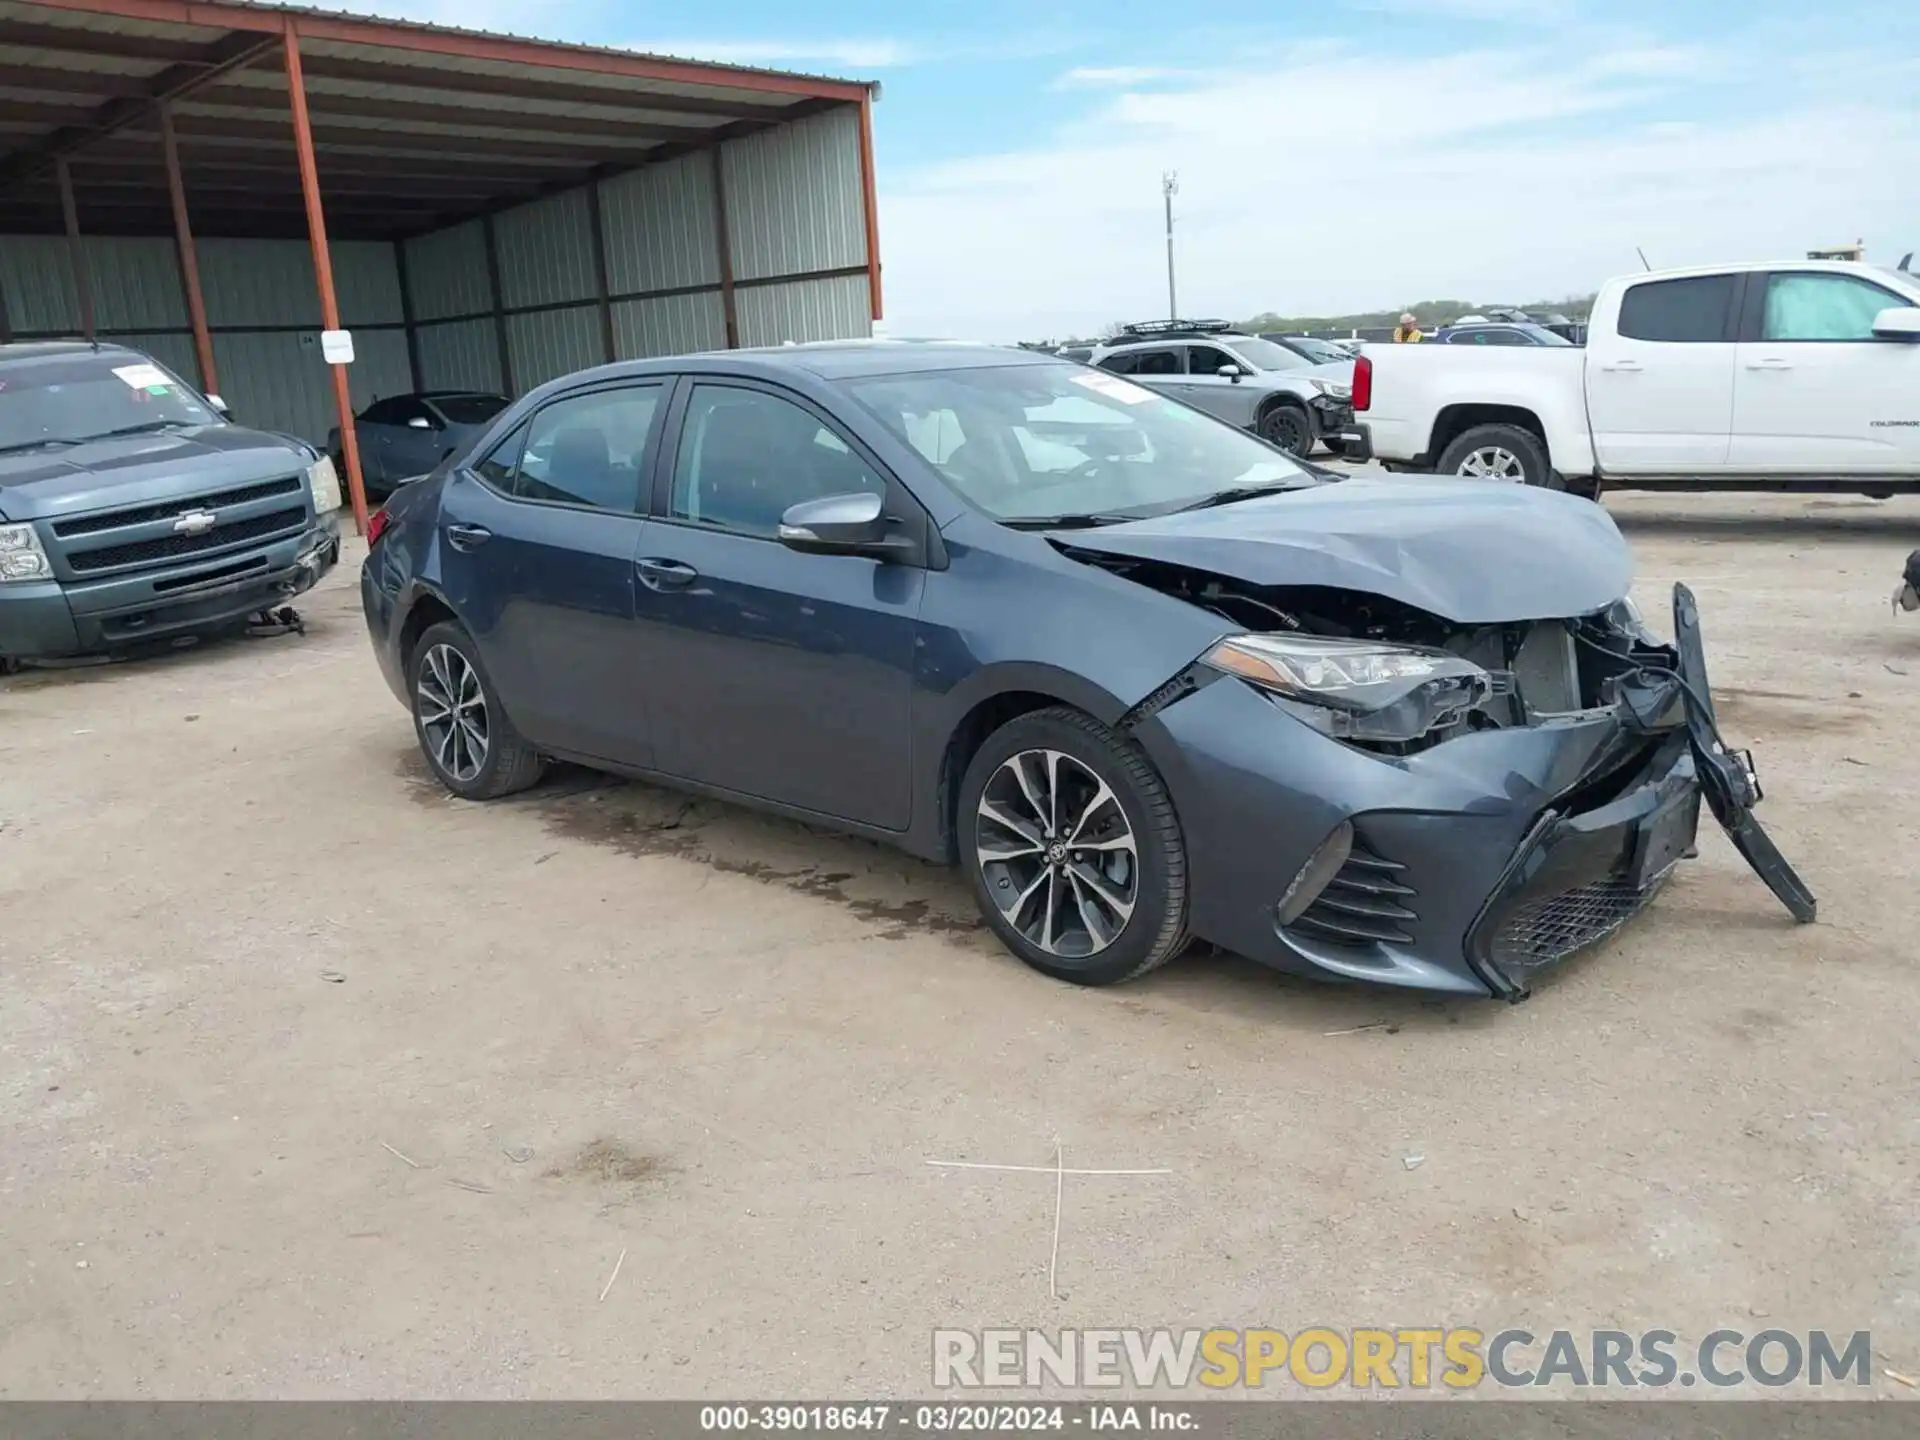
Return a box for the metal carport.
[0,0,883,532]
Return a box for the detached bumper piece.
[1466,583,1815,1000]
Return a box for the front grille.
[1287,839,1418,946]
[1488,872,1665,975]
[52,477,304,537]
[150,554,270,593]
[66,506,307,574]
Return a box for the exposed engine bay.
[1072,549,1664,753]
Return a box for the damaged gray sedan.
[363,342,1813,1000]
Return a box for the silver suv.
[1086,321,1355,457]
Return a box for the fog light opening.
[1275,820,1355,927]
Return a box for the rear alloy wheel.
[1437,422,1553,487]
[1258,402,1314,457]
[409,620,545,800]
[958,707,1188,986]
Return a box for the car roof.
[0,340,146,368]
[524,340,1064,389]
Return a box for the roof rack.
[1116,318,1237,339]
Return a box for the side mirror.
[206,394,231,419]
[1216,363,1244,380]
[407,416,434,430]
[778,491,900,559]
[1871,307,1920,342]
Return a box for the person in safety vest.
[1392,312,1424,343]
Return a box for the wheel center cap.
[1046,841,1067,865]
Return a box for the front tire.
[409,620,545,800]
[957,707,1189,987]
[1258,401,1314,457]
[1437,423,1552,485]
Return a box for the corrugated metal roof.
[18,0,871,91]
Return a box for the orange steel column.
[856,92,883,323]
[159,101,219,398]
[282,20,369,536]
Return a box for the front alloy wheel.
[976,749,1138,959]
[958,706,1190,986]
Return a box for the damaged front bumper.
[1138,584,1814,999]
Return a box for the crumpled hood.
[0,425,311,523]
[1051,475,1634,624]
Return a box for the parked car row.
[1085,320,1356,458]
[358,335,1813,1000]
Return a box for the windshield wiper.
[1003,513,1136,530]
[0,436,79,456]
[1164,481,1305,514]
[88,419,191,441]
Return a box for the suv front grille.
[66,506,308,574]
[52,477,304,538]
[1286,839,1418,947]
[1488,872,1666,975]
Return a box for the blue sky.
[339,1,1920,339]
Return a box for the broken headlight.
[1203,633,1494,743]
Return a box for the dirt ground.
[1,488,1916,1399]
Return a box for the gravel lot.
[1,488,1916,1399]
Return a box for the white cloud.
[875,38,1920,340]
[1053,66,1188,89]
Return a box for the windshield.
[0,353,217,453]
[1221,337,1313,372]
[432,394,508,425]
[847,360,1315,523]
[1286,337,1353,365]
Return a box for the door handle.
[636,557,699,591]
[1599,360,1643,372]
[1744,357,1793,370]
[445,523,492,550]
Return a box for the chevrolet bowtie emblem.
[173,510,218,536]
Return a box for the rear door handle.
[1599,360,1643,372]
[1745,357,1793,370]
[445,523,492,550]
[636,557,699,591]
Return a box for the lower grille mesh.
[1489,872,1666,974]
[1287,839,1418,946]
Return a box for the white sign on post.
[320,329,355,365]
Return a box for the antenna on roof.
[1635,246,1652,272]
[1900,252,1915,274]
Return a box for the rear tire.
[1258,401,1314,457]
[957,706,1189,987]
[1437,423,1552,486]
[409,620,545,800]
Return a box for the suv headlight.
[0,523,53,584]
[1203,633,1494,743]
[308,456,342,516]
[1307,378,1351,399]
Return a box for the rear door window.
[1617,275,1737,343]
[512,386,662,512]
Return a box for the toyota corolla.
[361,343,1813,998]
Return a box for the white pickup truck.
[1347,259,1920,497]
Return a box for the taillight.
[366,507,392,547]
[1352,354,1372,412]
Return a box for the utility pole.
[1162,171,1179,319]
